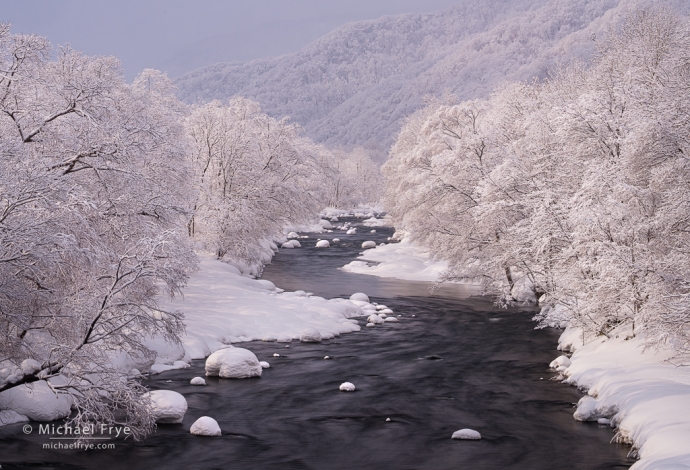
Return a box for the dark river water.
[0,218,632,469]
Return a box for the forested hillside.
[174,0,690,159]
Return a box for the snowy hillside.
[174,0,690,158]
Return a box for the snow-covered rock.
[146,390,188,424]
[367,314,384,324]
[384,317,399,323]
[260,361,270,369]
[190,377,206,386]
[315,240,330,248]
[346,228,357,234]
[205,348,262,379]
[350,292,370,302]
[339,382,356,392]
[379,308,394,315]
[281,240,301,248]
[0,380,71,422]
[0,409,29,426]
[362,241,377,249]
[573,396,601,422]
[330,217,339,222]
[370,230,376,233]
[452,429,481,440]
[300,327,322,343]
[318,219,333,229]
[549,355,572,372]
[366,323,375,328]
[287,231,299,238]
[20,359,42,376]
[190,416,222,436]
[150,360,191,375]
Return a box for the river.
[0,218,632,469]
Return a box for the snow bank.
[146,390,188,424]
[0,380,72,422]
[341,238,449,282]
[362,216,393,227]
[190,416,222,436]
[156,255,363,360]
[555,324,690,469]
[205,347,262,379]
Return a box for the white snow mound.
[350,292,370,302]
[0,380,71,422]
[190,416,222,436]
[315,240,330,248]
[367,314,384,324]
[300,327,322,343]
[362,241,376,249]
[260,361,270,369]
[190,377,206,386]
[452,429,481,440]
[339,382,356,392]
[146,390,188,424]
[205,348,262,379]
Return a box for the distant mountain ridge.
[174,0,690,160]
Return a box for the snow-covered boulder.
[0,409,29,426]
[190,377,206,386]
[379,308,394,315]
[205,348,262,379]
[281,240,301,248]
[21,359,42,376]
[573,396,601,422]
[190,416,222,436]
[549,355,572,372]
[300,327,322,343]
[339,382,356,392]
[452,429,481,440]
[367,314,384,324]
[346,228,357,234]
[0,380,71,422]
[287,231,299,238]
[146,390,188,424]
[362,241,377,249]
[384,317,399,323]
[316,240,330,248]
[350,292,370,302]
[260,361,270,369]
[332,238,340,243]
[318,219,333,229]
[366,323,375,328]
[330,217,339,222]
[370,230,376,233]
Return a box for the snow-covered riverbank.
[346,233,690,468]
[555,325,690,469]
[157,254,366,361]
[341,237,449,282]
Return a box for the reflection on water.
[0,219,632,470]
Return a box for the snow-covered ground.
[341,237,449,282]
[156,254,367,361]
[555,324,690,469]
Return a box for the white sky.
[0,0,461,80]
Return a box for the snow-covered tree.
[0,28,195,438]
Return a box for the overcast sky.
[0,0,461,80]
